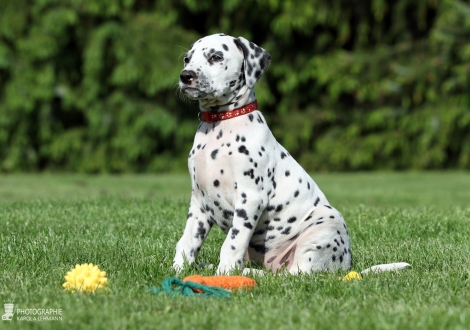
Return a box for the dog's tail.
[360,262,411,275]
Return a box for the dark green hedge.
[0,0,469,172]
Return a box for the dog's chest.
[188,117,270,229]
[188,123,242,220]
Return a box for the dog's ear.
[233,37,271,89]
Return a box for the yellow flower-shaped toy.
[63,263,108,293]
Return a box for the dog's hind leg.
[288,206,352,274]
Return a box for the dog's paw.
[215,267,230,276]
[216,263,241,275]
[172,262,184,274]
[172,266,183,274]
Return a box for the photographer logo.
[2,301,14,321]
[2,300,62,322]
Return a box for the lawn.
[0,172,469,329]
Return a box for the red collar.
[199,100,258,123]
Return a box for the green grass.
[1,172,469,329]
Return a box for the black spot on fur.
[231,228,240,239]
[243,169,255,179]
[281,227,291,235]
[195,221,206,239]
[238,145,249,155]
[236,209,248,220]
[223,210,234,220]
[287,217,297,223]
[211,149,219,159]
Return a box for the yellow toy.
[63,263,108,293]
[342,271,362,281]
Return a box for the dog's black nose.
[180,70,196,85]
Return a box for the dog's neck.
[198,87,256,113]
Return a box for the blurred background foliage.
[0,0,469,172]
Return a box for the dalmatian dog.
[173,33,352,275]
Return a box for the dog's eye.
[184,57,190,64]
[210,54,222,62]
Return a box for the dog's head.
[179,33,271,104]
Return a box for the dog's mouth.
[180,86,208,100]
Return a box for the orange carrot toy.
[183,275,256,291]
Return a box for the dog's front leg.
[173,195,212,272]
[217,194,265,274]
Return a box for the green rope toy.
[148,277,230,298]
